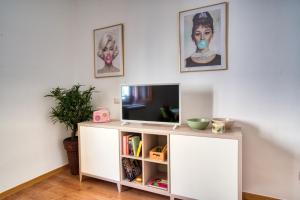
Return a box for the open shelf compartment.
[144,161,169,192]
[121,158,143,185]
[121,131,143,158]
[143,133,168,163]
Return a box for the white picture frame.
[94,24,124,78]
[179,3,227,72]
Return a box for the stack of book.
[147,177,168,190]
[122,135,142,157]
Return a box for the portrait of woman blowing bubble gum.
[97,33,120,74]
[186,12,221,67]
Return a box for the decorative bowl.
[212,118,235,130]
[187,118,210,130]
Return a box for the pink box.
[93,108,110,123]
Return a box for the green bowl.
[187,118,210,130]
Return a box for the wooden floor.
[3,169,169,200]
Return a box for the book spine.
[126,135,129,155]
[128,139,133,156]
[136,141,142,157]
[122,135,127,155]
[132,136,140,156]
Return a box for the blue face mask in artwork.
[197,39,208,49]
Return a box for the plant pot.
[63,137,79,175]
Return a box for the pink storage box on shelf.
[93,107,111,123]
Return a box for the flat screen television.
[121,84,181,126]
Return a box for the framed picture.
[94,24,124,78]
[179,3,227,72]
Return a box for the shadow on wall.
[237,121,295,199]
[181,89,213,122]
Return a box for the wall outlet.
[114,97,120,104]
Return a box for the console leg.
[117,183,121,192]
[79,173,83,182]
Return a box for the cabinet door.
[170,135,238,200]
[79,126,120,181]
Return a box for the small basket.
[149,145,167,161]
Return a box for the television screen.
[121,84,180,124]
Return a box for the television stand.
[121,121,129,126]
[172,124,178,130]
[78,121,242,200]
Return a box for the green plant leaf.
[45,84,96,140]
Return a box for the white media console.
[78,121,242,200]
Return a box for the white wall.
[1,0,299,199]
[0,0,76,192]
[73,0,300,199]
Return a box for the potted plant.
[45,84,95,175]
